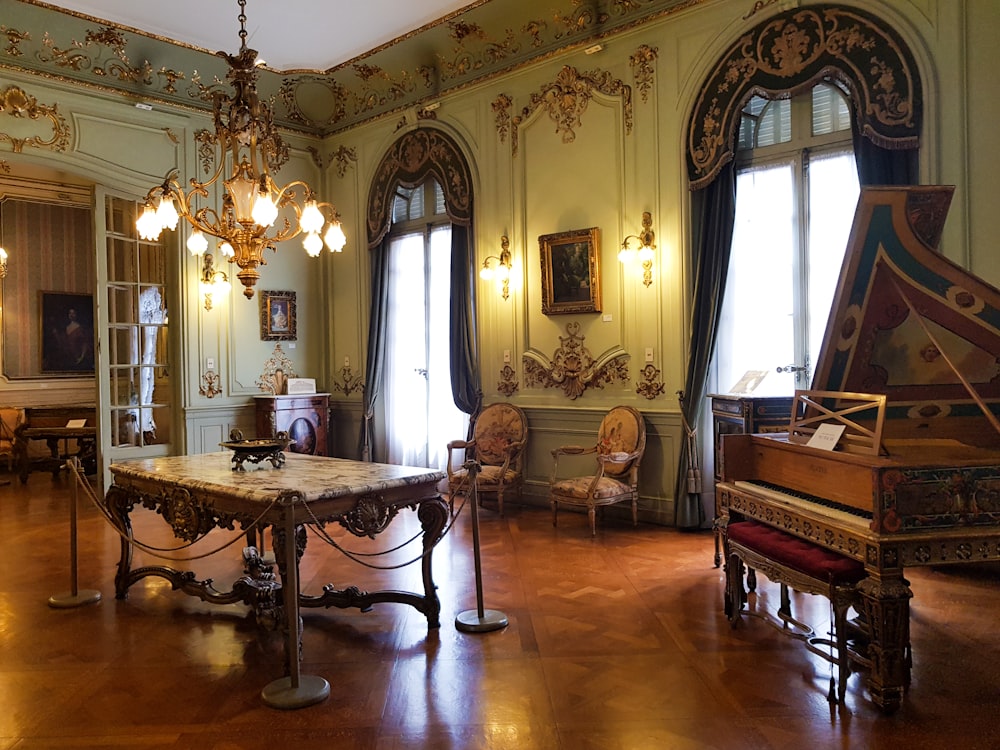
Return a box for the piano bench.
[724,520,866,704]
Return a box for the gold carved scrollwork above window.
[0,85,70,154]
[523,321,630,400]
[686,4,921,189]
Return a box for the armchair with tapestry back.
[549,405,646,537]
[444,402,528,517]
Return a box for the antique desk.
[104,452,447,708]
[14,404,97,482]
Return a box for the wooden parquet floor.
[1,471,999,749]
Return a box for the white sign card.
[805,423,846,451]
[729,369,769,394]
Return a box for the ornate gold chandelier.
[136,0,345,299]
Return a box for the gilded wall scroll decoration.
[492,94,513,143]
[437,20,521,82]
[687,5,922,189]
[199,370,222,398]
[324,145,350,177]
[630,45,659,103]
[635,363,665,400]
[523,321,630,399]
[0,26,30,57]
[552,3,609,40]
[497,363,519,397]
[332,364,364,397]
[255,344,297,394]
[0,85,70,153]
[41,26,152,85]
[367,127,473,248]
[511,65,632,156]
[194,129,217,175]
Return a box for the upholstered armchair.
[549,405,646,536]
[0,407,23,472]
[444,403,528,516]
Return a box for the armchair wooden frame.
[445,402,527,517]
[549,404,646,536]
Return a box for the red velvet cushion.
[727,520,865,585]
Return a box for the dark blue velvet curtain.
[360,236,391,463]
[449,223,482,425]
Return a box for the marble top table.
[104,452,447,708]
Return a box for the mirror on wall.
[0,176,95,381]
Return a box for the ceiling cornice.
[3,0,707,136]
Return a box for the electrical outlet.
[206,357,215,371]
[644,347,654,363]
[503,349,511,363]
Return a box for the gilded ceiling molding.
[279,76,348,128]
[523,321,630,400]
[492,94,513,144]
[630,45,659,103]
[1,26,30,57]
[331,146,357,177]
[743,0,780,21]
[0,85,70,153]
[510,65,633,156]
[41,26,153,85]
[687,4,922,190]
[437,20,521,82]
[367,127,473,248]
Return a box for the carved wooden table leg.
[418,496,449,629]
[857,572,912,714]
[105,485,136,600]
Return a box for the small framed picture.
[260,290,296,341]
[539,226,602,315]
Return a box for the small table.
[104,452,447,707]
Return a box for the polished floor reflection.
[1,471,998,749]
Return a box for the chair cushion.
[552,476,631,501]
[727,520,865,585]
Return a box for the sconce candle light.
[0,246,7,278]
[200,253,231,311]
[480,235,513,300]
[619,211,656,287]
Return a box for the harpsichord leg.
[857,573,912,714]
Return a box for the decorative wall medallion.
[193,129,216,175]
[636,363,665,400]
[523,321,630,399]
[629,44,659,103]
[511,65,632,156]
[0,26,30,57]
[199,370,222,398]
[497,363,519,397]
[0,85,70,153]
[332,365,364,397]
[333,146,357,178]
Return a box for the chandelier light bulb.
[186,229,208,256]
[251,192,278,227]
[323,221,347,252]
[219,241,235,258]
[300,200,324,234]
[303,231,323,257]
[156,196,179,230]
[137,204,162,241]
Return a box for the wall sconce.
[619,211,656,287]
[200,253,230,311]
[0,246,8,278]
[480,235,513,300]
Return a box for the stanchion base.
[261,675,330,709]
[48,590,102,609]
[456,608,509,633]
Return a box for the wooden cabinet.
[254,394,331,457]
[708,394,793,482]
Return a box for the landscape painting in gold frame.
[539,226,601,315]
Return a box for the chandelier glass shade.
[135,0,346,299]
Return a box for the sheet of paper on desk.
[806,423,846,451]
[729,370,768,394]
[65,419,87,428]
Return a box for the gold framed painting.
[539,226,601,315]
[260,290,297,341]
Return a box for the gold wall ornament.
[523,321,630,399]
[492,94,513,143]
[193,129,217,175]
[333,146,357,178]
[511,65,632,156]
[0,85,70,153]
[743,0,780,20]
[629,45,659,104]
[256,344,297,394]
[635,363,665,400]
[497,363,519,397]
[331,364,364,397]
[199,370,222,398]
[0,26,30,57]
